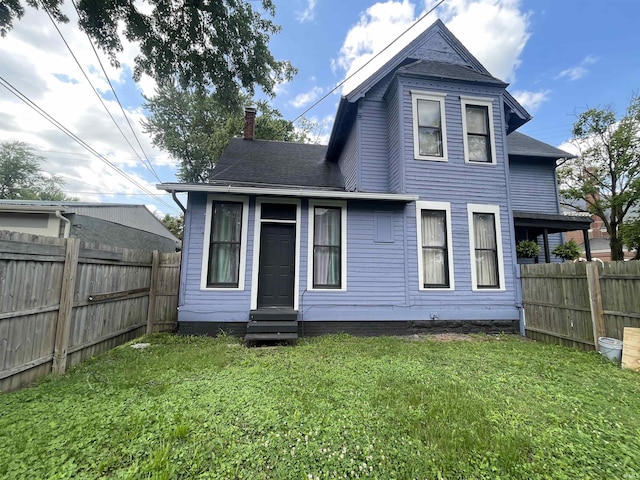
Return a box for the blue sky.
[0,0,638,216]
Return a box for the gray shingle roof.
[209,138,344,190]
[507,131,575,159]
[396,60,507,86]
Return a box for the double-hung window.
[468,204,505,290]
[411,91,448,161]
[416,201,454,290]
[202,196,248,289]
[308,200,347,291]
[461,97,496,164]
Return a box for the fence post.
[586,262,606,351]
[146,250,159,334]
[52,237,80,374]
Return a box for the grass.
[1,333,639,479]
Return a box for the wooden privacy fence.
[0,231,181,392]
[521,261,640,350]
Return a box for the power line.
[292,0,446,124]
[44,5,162,183]
[71,0,162,183]
[0,75,179,213]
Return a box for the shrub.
[552,239,582,261]
[516,240,540,258]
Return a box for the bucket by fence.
[598,337,623,363]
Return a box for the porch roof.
[513,210,592,233]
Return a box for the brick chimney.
[243,106,257,140]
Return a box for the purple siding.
[509,157,560,214]
[386,80,403,193]
[338,122,358,191]
[178,193,255,322]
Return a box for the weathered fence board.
[0,231,180,392]
[522,261,640,351]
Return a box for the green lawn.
[1,334,639,479]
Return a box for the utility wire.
[45,6,162,183]
[0,76,178,213]
[291,0,446,124]
[71,0,162,183]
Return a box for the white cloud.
[297,0,318,23]
[334,0,531,93]
[0,4,178,214]
[512,89,550,113]
[556,55,598,81]
[289,86,324,109]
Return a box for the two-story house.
[158,20,592,341]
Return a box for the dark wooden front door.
[257,223,295,308]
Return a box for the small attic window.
[411,91,448,162]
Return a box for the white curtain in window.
[314,207,340,287]
[473,213,498,287]
[421,211,446,285]
[209,203,242,285]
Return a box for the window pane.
[421,211,445,247]
[208,201,243,287]
[313,206,342,288]
[261,203,296,220]
[209,243,240,285]
[475,250,498,287]
[466,105,488,134]
[417,99,441,128]
[314,207,341,246]
[314,246,340,287]
[473,212,499,288]
[211,202,242,242]
[418,128,443,156]
[421,209,449,287]
[423,248,446,286]
[468,135,490,162]
[474,213,496,248]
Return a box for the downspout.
[171,190,186,214]
[55,210,71,238]
[501,101,523,336]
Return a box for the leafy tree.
[0,141,75,200]
[1,0,295,106]
[620,219,640,260]
[142,84,311,182]
[558,96,640,261]
[161,213,183,241]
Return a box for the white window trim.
[250,197,301,310]
[200,194,249,291]
[411,90,448,162]
[467,203,506,291]
[416,201,455,291]
[460,96,497,165]
[307,199,348,292]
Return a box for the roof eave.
[157,183,418,202]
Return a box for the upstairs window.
[411,91,448,161]
[461,97,496,164]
